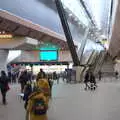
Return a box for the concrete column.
[73,66,83,82]
[55,0,80,66]
[0,50,9,73]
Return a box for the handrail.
[80,50,96,81]
[93,51,106,73]
[108,0,114,37]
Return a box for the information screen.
[40,51,58,61]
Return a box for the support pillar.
[73,66,83,82]
[55,0,80,66]
[73,28,89,82]
[55,0,91,82]
[0,50,9,73]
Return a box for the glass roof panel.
[61,0,90,26]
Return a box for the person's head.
[40,69,43,72]
[89,71,93,75]
[24,70,27,74]
[86,70,90,74]
[1,70,6,76]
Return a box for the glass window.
[61,0,90,26]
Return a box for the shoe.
[3,102,7,105]
[3,101,7,105]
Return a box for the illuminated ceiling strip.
[0,34,13,38]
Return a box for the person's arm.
[36,73,40,81]
[27,99,33,112]
[26,99,32,120]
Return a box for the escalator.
[91,51,106,74]
[79,50,98,81]
[79,50,114,82]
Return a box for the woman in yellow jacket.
[26,78,50,120]
[35,78,51,103]
[26,91,48,120]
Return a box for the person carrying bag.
[26,86,48,120]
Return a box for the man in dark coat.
[36,69,46,81]
[84,71,90,90]
[0,71,9,104]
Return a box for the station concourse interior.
[0,0,120,120]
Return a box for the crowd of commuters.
[20,68,77,120]
[1,67,120,119]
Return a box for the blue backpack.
[32,97,47,115]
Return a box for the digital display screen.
[40,51,58,61]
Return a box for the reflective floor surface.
[0,79,120,120]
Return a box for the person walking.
[19,70,29,93]
[98,71,102,81]
[84,70,90,90]
[0,71,9,105]
[36,69,46,81]
[53,71,59,84]
[23,81,32,109]
[26,72,50,120]
[26,91,48,120]
[115,71,119,79]
[89,72,97,90]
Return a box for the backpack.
[32,97,47,115]
[31,92,47,115]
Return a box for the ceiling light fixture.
[0,34,13,39]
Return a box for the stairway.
[93,51,114,75]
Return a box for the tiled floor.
[0,80,120,120]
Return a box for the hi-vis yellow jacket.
[35,78,50,102]
[27,92,48,120]
[27,78,50,120]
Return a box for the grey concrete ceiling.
[0,0,89,44]
[0,10,69,50]
[0,0,63,34]
[0,0,105,51]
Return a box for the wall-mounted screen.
[40,50,58,61]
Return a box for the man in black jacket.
[84,70,90,90]
[36,69,46,81]
[0,71,9,104]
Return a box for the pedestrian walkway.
[0,81,120,120]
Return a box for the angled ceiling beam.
[80,0,95,26]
